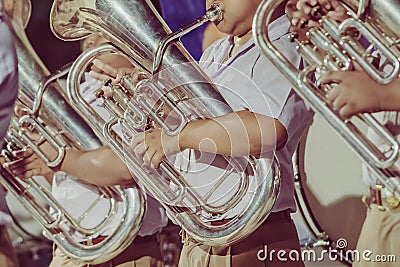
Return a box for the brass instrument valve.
[94,88,105,99]
[95,85,124,119]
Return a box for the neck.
[233,30,252,47]
[231,1,286,52]
[227,1,286,59]
[229,32,251,57]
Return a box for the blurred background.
[25,1,80,72]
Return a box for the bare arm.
[378,79,400,111]
[5,144,132,186]
[180,110,287,156]
[132,110,287,168]
[89,60,288,167]
[57,146,132,186]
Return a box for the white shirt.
[173,15,313,219]
[0,8,18,226]
[50,75,167,241]
[51,172,168,240]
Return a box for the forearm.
[39,142,132,186]
[379,78,400,111]
[43,171,55,184]
[179,110,287,157]
[58,147,132,186]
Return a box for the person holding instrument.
[321,45,400,267]
[5,33,169,267]
[0,0,21,266]
[287,1,400,266]
[88,0,312,266]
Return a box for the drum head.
[293,114,367,252]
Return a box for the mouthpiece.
[206,3,223,22]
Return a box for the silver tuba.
[0,0,144,263]
[253,0,400,197]
[49,0,280,245]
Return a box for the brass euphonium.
[0,0,144,263]
[253,0,400,197]
[49,0,280,245]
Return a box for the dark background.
[25,1,81,73]
[25,0,206,73]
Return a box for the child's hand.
[2,148,55,180]
[130,129,181,169]
[89,59,145,86]
[320,70,383,118]
[286,0,310,40]
[316,0,349,22]
[286,0,349,39]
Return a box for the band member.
[4,0,173,265]
[8,0,313,266]
[90,0,313,266]
[133,0,314,265]
[52,35,168,267]
[287,1,400,266]
[6,33,169,266]
[0,0,19,266]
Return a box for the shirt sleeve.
[242,33,301,119]
[240,34,313,145]
[0,18,18,149]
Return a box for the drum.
[292,114,368,263]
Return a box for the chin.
[215,23,231,35]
